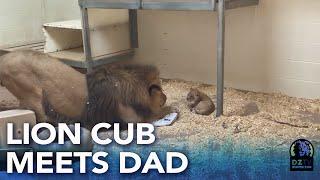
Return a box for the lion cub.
[187,88,215,116]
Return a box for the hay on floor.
[155,79,320,150]
[0,79,320,150]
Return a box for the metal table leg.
[216,0,225,117]
[81,7,93,73]
[129,9,139,48]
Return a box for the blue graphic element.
[0,139,319,179]
[296,140,311,157]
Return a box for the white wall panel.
[0,0,43,47]
[133,0,320,99]
[0,0,80,47]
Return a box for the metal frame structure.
[78,0,259,117]
[216,0,225,117]
[79,7,138,72]
[81,7,94,72]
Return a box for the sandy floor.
[1,79,320,150]
[156,79,320,150]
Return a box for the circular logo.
[290,139,314,158]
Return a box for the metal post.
[81,7,93,73]
[129,9,139,48]
[216,0,225,117]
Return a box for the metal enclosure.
[79,0,260,117]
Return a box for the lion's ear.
[149,84,161,96]
[94,69,107,82]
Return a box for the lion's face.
[149,85,167,107]
[155,90,167,107]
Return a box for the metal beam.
[78,0,259,11]
[216,0,225,117]
[129,9,139,48]
[141,2,215,11]
[225,0,259,10]
[91,50,135,67]
[81,7,94,73]
[79,0,141,9]
[58,50,135,69]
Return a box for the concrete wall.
[133,0,320,99]
[0,0,80,47]
[265,0,320,99]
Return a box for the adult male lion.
[0,50,174,128]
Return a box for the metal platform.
[0,42,134,69]
[79,0,259,10]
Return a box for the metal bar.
[129,9,139,48]
[59,59,87,69]
[58,49,135,69]
[216,0,225,117]
[81,7,94,73]
[225,0,259,10]
[141,2,214,11]
[78,0,258,11]
[91,50,135,67]
[79,1,140,9]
